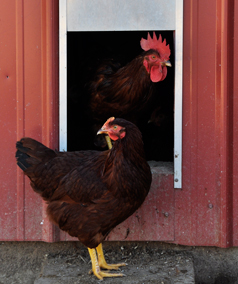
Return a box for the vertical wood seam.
[16,0,25,241]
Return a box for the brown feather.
[15,118,152,248]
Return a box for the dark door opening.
[67,31,174,161]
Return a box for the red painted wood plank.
[0,0,59,241]
[232,0,238,246]
[0,0,19,241]
[175,0,236,247]
[218,0,235,248]
[16,0,26,242]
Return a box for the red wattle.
[150,65,163,82]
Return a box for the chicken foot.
[96,243,127,270]
[88,245,125,280]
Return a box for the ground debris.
[0,241,195,284]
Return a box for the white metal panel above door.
[67,0,176,31]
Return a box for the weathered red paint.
[1,0,238,247]
[232,1,238,247]
[0,0,59,242]
[175,0,238,247]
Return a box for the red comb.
[104,117,115,126]
[140,32,171,58]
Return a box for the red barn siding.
[0,0,238,247]
[232,1,238,246]
[0,0,59,242]
[175,0,238,247]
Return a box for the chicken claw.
[88,247,125,280]
[96,243,127,270]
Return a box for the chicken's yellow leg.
[105,135,112,149]
[88,247,125,280]
[96,243,127,270]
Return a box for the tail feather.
[15,137,56,172]
[15,150,31,171]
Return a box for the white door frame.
[59,0,183,188]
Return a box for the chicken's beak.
[97,117,115,135]
[97,127,113,149]
[163,60,172,67]
[97,127,108,135]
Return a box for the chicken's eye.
[151,55,157,60]
[113,125,118,130]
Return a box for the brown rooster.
[89,32,171,125]
[15,117,152,280]
[67,32,172,151]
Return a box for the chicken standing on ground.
[15,117,152,280]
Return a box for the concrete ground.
[0,241,238,284]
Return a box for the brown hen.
[15,117,152,280]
